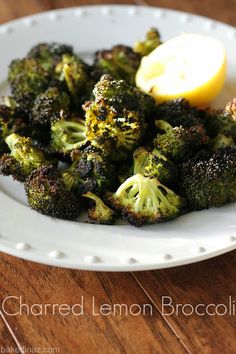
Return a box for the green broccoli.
[133,147,177,185]
[8,58,50,112]
[83,191,116,224]
[107,174,184,226]
[85,100,144,159]
[50,117,87,157]
[154,120,208,162]
[0,133,55,181]
[134,27,161,56]
[180,146,236,210]
[209,133,235,151]
[55,54,89,103]
[93,45,141,85]
[62,146,117,194]
[84,75,151,159]
[25,165,80,220]
[27,42,73,71]
[0,104,31,150]
[31,87,71,127]
[203,99,236,140]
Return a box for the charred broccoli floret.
[27,42,73,71]
[50,117,87,157]
[134,27,161,56]
[133,147,177,185]
[209,133,235,151]
[84,75,151,158]
[155,99,204,128]
[93,74,155,118]
[0,105,31,153]
[180,146,236,210]
[85,100,143,159]
[203,99,236,140]
[0,133,55,181]
[62,146,117,194]
[154,120,208,162]
[83,191,116,224]
[55,54,88,102]
[25,165,80,220]
[31,87,71,127]
[93,45,141,85]
[8,58,50,112]
[107,174,184,226]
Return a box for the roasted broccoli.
[31,87,71,127]
[203,99,236,140]
[154,120,208,162]
[84,75,151,158]
[0,133,55,181]
[85,100,144,159]
[155,99,204,128]
[83,191,116,224]
[133,147,177,185]
[62,146,117,194]
[0,104,31,155]
[209,133,235,151]
[50,117,87,157]
[8,58,50,112]
[55,54,89,103]
[134,27,161,56]
[93,45,141,85]
[107,174,184,226]
[93,74,155,118]
[180,146,236,210]
[25,165,80,220]
[27,42,73,71]
[4,33,236,228]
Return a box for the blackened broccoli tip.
[154,120,208,162]
[107,174,184,226]
[133,147,177,185]
[134,27,161,56]
[93,45,141,85]
[155,98,205,128]
[83,191,116,224]
[31,87,71,127]
[85,75,149,158]
[93,74,154,118]
[180,146,236,210]
[202,99,236,140]
[27,42,73,71]
[25,165,80,220]
[0,133,55,181]
[85,99,144,157]
[0,103,30,138]
[8,58,50,112]
[62,145,117,195]
[50,117,87,156]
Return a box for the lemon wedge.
[136,33,227,107]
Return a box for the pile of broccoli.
[1,29,236,227]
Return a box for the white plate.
[1,5,236,271]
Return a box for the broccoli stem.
[63,63,76,96]
[155,120,173,132]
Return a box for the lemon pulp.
[135,33,227,107]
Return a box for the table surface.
[1,0,236,353]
